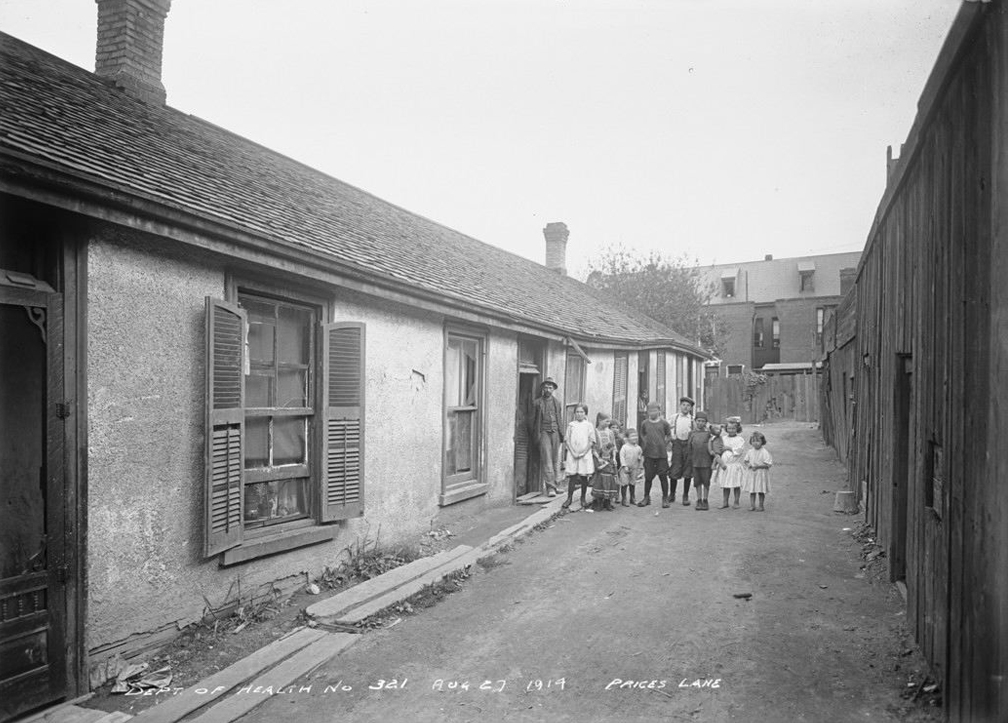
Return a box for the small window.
[726,364,744,375]
[800,271,815,292]
[772,317,780,348]
[722,279,735,298]
[753,318,764,348]
[564,352,585,422]
[816,307,825,345]
[444,328,486,504]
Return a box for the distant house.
[0,3,705,717]
[699,251,861,379]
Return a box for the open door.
[0,276,68,721]
[513,373,539,497]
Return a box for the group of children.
[559,398,773,513]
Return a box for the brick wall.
[709,302,754,371]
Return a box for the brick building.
[700,251,861,378]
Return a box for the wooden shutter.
[204,297,245,557]
[612,352,628,427]
[656,351,666,410]
[321,322,365,521]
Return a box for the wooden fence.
[817,4,1008,720]
[705,371,819,425]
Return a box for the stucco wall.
[583,349,615,425]
[86,231,518,654]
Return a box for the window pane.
[245,300,275,365]
[245,417,269,468]
[277,369,307,408]
[278,306,312,365]
[246,371,272,407]
[244,478,307,524]
[445,339,461,407]
[463,340,477,406]
[273,417,307,466]
[445,413,458,475]
[450,410,473,473]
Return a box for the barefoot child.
[637,401,672,507]
[718,417,746,509]
[686,411,715,510]
[562,404,596,510]
[591,413,619,511]
[743,431,772,511]
[618,428,644,507]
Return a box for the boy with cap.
[686,411,715,510]
[668,396,695,505]
[637,401,673,507]
[531,377,564,497]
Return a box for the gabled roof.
[0,32,704,355]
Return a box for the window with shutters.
[204,291,365,560]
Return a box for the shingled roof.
[0,32,703,353]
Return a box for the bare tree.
[586,246,728,357]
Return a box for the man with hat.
[531,377,564,497]
[668,395,695,505]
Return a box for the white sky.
[0,0,961,277]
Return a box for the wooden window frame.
[722,279,735,298]
[772,317,780,348]
[753,317,765,348]
[441,325,488,506]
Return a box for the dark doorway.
[514,337,545,498]
[891,354,912,582]
[0,274,68,720]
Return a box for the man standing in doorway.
[669,396,695,505]
[532,377,564,497]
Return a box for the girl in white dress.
[562,404,597,510]
[743,432,773,511]
[718,417,747,509]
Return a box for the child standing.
[561,404,596,510]
[686,411,715,510]
[743,431,773,511]
[637,401,672,507]
[618,428,644,507]
[718,417,746,509]
[708,423,725,489]
[591,413,619,511]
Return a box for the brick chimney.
[543,222,569,276]
[95,0,172,104]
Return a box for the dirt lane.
[237,423,939,723]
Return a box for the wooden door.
[0,285,67,721]
[513,374,538,497]
[891,355,912,582]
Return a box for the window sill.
[439,481,489,507]
[221,524,340,566]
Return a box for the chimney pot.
[764,254,773,261]
[95,0,172,105]
[543,222,569,276]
